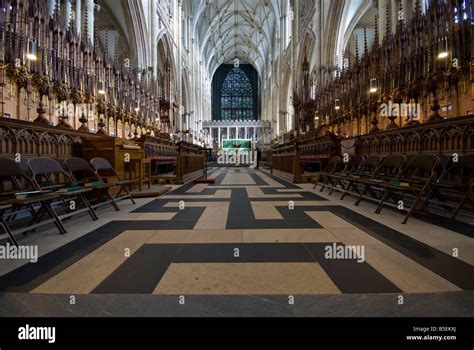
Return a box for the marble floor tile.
[153,263,341,295]
[242,229,339,243]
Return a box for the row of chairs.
[0,157,136,246]
[314,153,474,224]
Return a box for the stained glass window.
[221,68,254,120]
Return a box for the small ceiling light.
[26,40,37,61]
[369,78,378,93]
[98,81,106,95]
[438,51,449,59]
[438,38,449,59]
[335,99,341,110]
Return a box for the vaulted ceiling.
[192,0,280,78]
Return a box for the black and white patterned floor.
[0,167,473,317]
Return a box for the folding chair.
[313,156,345,191]
[339,156,382,200]
[367,155,439,223]
[0,203,16,246]
[326,155,365,195]
[90,158,136,205]
[420,155,453,213]
[28,157,99,222]
[449,154,474,220]
[353,155,406,207]
[428,154,474,221]
[0,158,66,245]
[65,157,121,211]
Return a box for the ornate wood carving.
[0,117,96,159]
[357,115,474,156]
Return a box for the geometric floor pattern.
[0,168,474,317]
[0,167,473,316]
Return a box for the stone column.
[151,0,158,77]
[314,0,322,82]
[75,0,82,36]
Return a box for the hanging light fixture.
[438,37,449,59]
[98,81,106,95]
[26,39,37,61]
[369,78,378,93]
[335,99,341,110]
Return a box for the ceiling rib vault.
[194,0,280,78]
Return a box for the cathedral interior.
[0,0,473,322]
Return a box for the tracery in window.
[220,68,254,121]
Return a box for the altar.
[222,139,252,152]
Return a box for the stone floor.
[0,167,473,317]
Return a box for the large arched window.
[220,68,254,121]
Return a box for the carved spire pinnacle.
[105,29,109,61]
[113,35,119,65]
[70,5,76,32]
[82,4,89,43]
[363,26,368,55]
[346,43,351,68]
[94,13,100,51]
[355,34,360,62]
[386,3,391,37]
[374,14,379,46]
[414,0,421,17]
[53,0,61,21]
[398,0,404,28]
